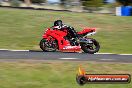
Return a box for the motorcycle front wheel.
[81,38,100,54]
[40,38,58,52]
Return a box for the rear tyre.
[81,39,100,54]
[40,38,58,52]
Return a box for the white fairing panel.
[86,32,96,36]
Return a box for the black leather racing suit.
[61,24,79,39]
[61,25,79,46]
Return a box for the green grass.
[0,8,132,53]
[0,61,131,88]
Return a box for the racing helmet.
[54,20,63,27]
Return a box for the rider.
[53,20,79,44]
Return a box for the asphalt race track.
[0,50,132,63]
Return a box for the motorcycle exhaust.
[79,38,93,44]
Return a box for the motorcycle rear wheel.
[40,38,58,52]
[81,38,100,54]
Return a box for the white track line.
[0,49,9,50]
[95,53,114,54]
[100,59,116,61]
[118,54,132,55]
[59,58,78,60]
[10,50,29,52]
[0,49,29,51]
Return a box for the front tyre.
[39,38,58,52]
[81,39,100,54]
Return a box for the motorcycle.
[39,26,100,54]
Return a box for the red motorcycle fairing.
[42,28,81,52]
[40,26,100,53]
[77,28,96,35]
[61,46,81,52]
